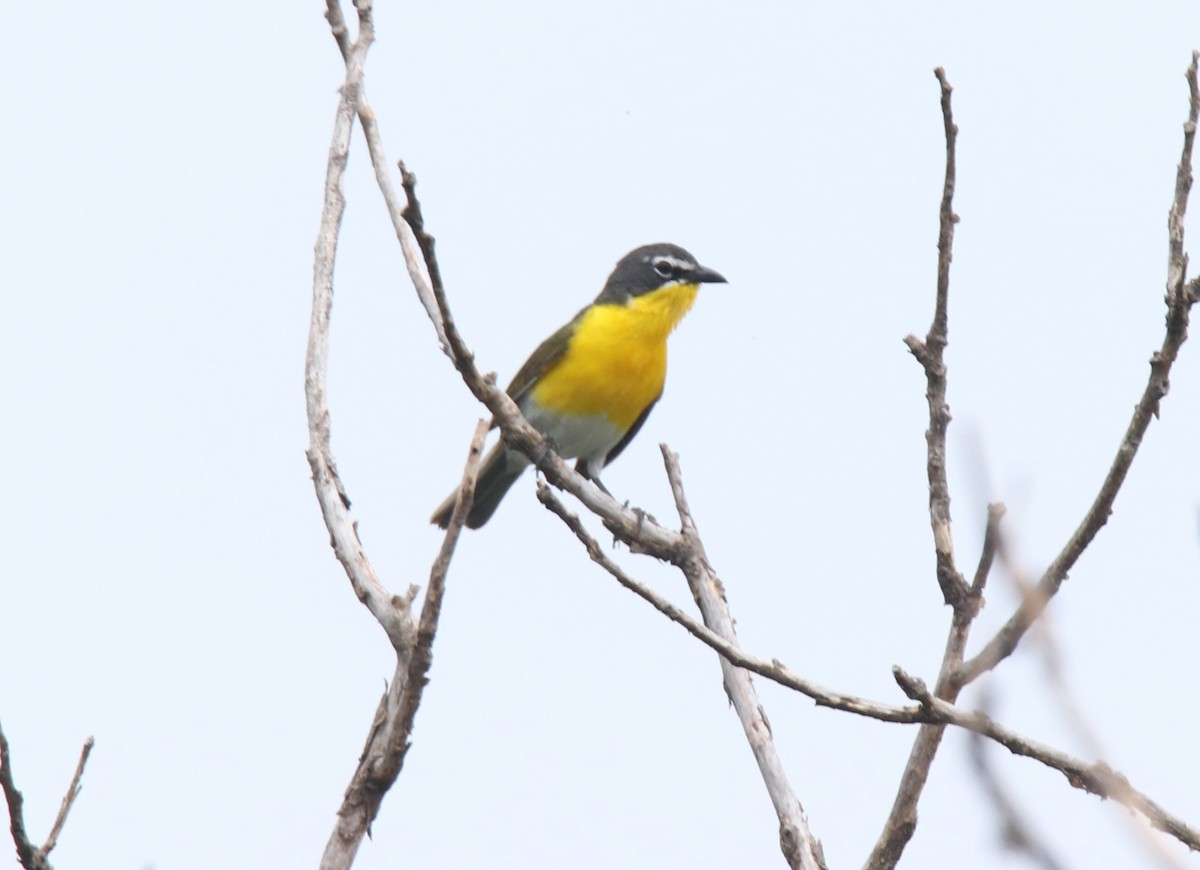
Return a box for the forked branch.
[0,721,93,870]
[309,5,483,869]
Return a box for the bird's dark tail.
[430,442,528,529]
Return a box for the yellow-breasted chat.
[432,243,726,529]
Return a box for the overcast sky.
[3,3,1200,869]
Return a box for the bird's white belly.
[522,401,624,463]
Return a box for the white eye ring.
[653,259,674,278]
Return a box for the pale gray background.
[3,2,1199,869]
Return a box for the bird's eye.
[653,259,674,278]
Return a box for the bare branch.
[323,0,352,61]
[309,5,410,866]
[868,67,970,870]
[1168,53,1200,304]
[323,3,448,351]
[970,503,1006,596]
[320,661,409,870]
[660,448,825,870]
[321,416,485,870]
[307,0,412,648]
[960,51,1200,684]
[1,721,94,870]
[411,419,488,703]
[0,719,38,870]
[38,737,93,861]
[903,65,967,610]
[308,4,488,867]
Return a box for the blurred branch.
[967,691,1069,870]
[308,4,483,868]
[992,545,1187,869]
[0,721,93,870]
[960,50,1200,685]
[970,503,1005,595]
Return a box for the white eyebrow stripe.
[648,255,694,271]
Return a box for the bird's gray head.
[597,243,727,303]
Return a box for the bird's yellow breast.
[530,282,699,430]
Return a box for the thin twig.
[1168,54,1200,304]
[407,419,488,710]
[39,737,93,860]
[959,51,1200,684]
[868,67,971,870]
[903,66,967,610]
[306,0,409,648]
[970,503,1006,596]
[325,1,448,350]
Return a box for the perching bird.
[431,242,726,529]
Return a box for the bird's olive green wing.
[505,311,585,403]
[601,393,661,469]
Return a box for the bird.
[431,242,726,529]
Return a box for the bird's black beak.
[693,264,727,284]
